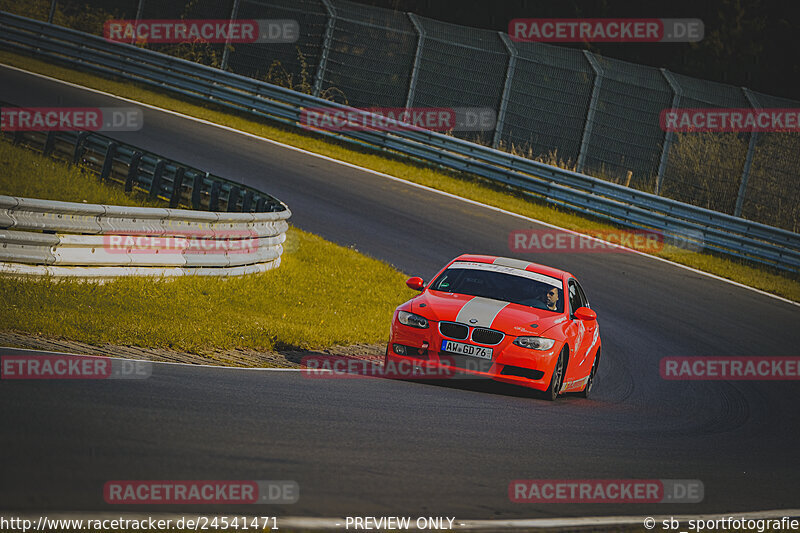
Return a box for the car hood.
[408,291,565,336]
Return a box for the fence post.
[405,13,425,109]
[577,51,603,173]
[128,0,145,45]
[493,32,517,149]
[655,68,682,196]
[220,0,241,71]
[735,88,760,218]
[313,0,336,97]
[47,0,57,23]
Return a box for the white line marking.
[1,62,796,307]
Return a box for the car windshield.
[429,262,564,313]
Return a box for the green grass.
[0,230,412,352]
[0,138,158,206]
[0,139,414,352]
[0,49,797,302]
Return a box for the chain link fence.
[7,0,800,232]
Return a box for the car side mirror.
[574,306,597,321]
[406,276,424,291]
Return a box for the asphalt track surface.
[1,64,799,519]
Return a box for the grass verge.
[0,139,414,352]
[0,49,797,302]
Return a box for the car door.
[563,278,595,389]
[575,279,598,364]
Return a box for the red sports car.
[386,255,601,400]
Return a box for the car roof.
[450,254,573,282]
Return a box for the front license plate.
[441,340,493,360]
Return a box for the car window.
[430,265,564,313]
[568,279,585,315]
[575,280,589,308]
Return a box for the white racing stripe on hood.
[455,297,509,328]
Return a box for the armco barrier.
[0,12,797,272]
[0,102,287,214]
[0,195,291,278]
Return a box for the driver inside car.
[544,287,560,312]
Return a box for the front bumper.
[388,319,560,391]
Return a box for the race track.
[1,64,799,519]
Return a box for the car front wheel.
[543,348,566,401]
[579,347,600,398]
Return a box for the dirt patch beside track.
[0,331,385,368]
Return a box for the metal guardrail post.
[220,0,241,71]
[191,173,204,209]
[242,190,254,212]
[405,13,425,110]
[656,68,682,196]
[228,185,241,212]
[149,159,165,199]
[209,177,221,212]
[100,142,118,181]
[493,32,517,149]
[577,51,603,173]
[313,0,336,98]
[169,167,185,208]
[125,152,142,192]
[736,88,760,218]
[72,132,89,165]
[43,131,56,156]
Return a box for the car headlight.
[513,336,555,350]
[397,310,429,329]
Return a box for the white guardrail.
[0,196,291,278]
